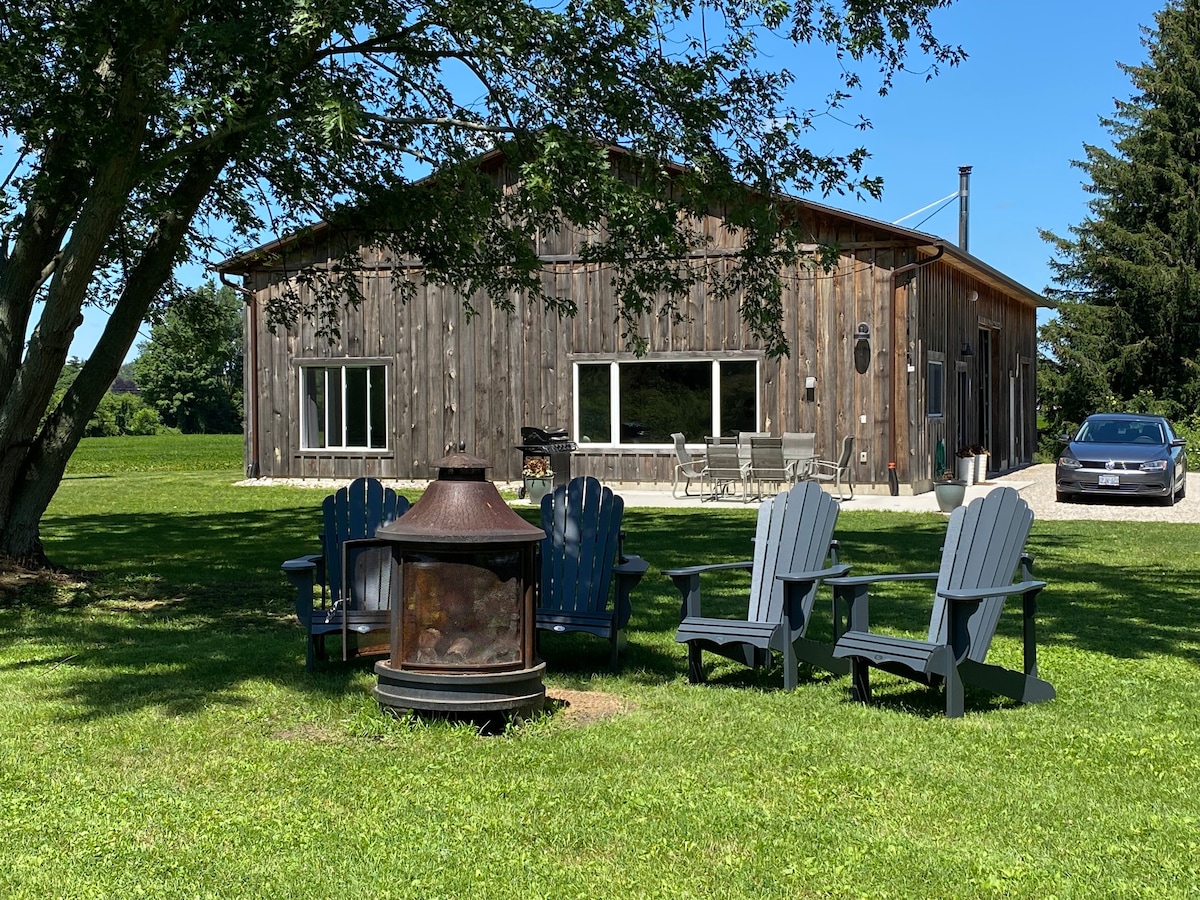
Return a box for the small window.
[301,363,388,450]
[927,358,945,418]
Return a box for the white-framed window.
[299,362,388,450]
[573,357,759,445]
[927,353,945,418]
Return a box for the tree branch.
[361,111,519,134]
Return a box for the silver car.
[1056,413,1187,505]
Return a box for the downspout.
[220,271,260,479]
[889,243,945,492]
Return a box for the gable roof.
[216,147,1050,310]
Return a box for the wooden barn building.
[218,152,1049,495]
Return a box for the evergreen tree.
[1040,0,1200,435]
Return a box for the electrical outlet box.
[859,450,868,464]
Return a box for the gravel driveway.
[994,463,1200,523]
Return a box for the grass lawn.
[2,434,1199,897]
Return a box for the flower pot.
[523,476,553,504]
[956,456,975,486]
[973,453,988,483]
[933,480,967,513]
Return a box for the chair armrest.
[613,555,650,630]
[776,563,852,584]
[281,554,320,573]
[828,571,938,634]
[663,560,754,620]
[661,560,754,578]
[614,556,650,579]
[937,579,1047,602]
[281,555,321,624]
[826,571,938,588]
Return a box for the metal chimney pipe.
[958,165,972,252]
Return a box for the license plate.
[1098,473,1120,487]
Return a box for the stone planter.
[956,456,975,486]
[523,476,553,504]
[933,479,967,513]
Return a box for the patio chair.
[664,480,851,687]
[782,432,816,481]
[749,436,794,497]
[281,477,411,671]
[701,441,751,501]
[671,432,706,499]
[809,434,855,500]
[829,486,1055,717]
[737,430,771,467]
[538,476,649,672]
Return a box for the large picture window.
[300,363,388,450]
[574,358,758,444]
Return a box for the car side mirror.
[1171,437,1186,447]
[1057,433,1071,443]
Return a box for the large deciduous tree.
[134,282,243,434]
[1040,1,1200,435]
[0,0,963,565]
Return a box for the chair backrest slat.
[747,482,840,625]
[540,477,623,615]
[322,477,410,604]
[928,487,1033,661]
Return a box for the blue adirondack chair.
[829,486,1055,717]
[281,477,411,670]
[664,480,851,688]
[537,476,649,672]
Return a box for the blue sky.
[802,0,1160,327]
[19,0,1164,359]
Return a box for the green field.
[1,435,1198,898]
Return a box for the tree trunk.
[0,149,233,565]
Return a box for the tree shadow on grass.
[8,505,1199,723]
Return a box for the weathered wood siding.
[239,165,1041,490]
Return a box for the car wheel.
[1162,488,1176,507]
[1178,479,1186,501]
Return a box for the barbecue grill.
[515,426,577,489]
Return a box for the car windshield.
[1078,420,1165,444]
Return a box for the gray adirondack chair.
[538,476,649,672]
[281,477,411,670]
[664,480,851,688]
[829,486,1055,717]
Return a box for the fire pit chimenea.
[372,452,546,717]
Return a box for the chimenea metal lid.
[375,453,545,545]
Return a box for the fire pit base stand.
[374,661,547,717]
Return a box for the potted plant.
[955,445,976,486]
[970,444,990,483]
[933,468,967,513]
[521,456,554,504]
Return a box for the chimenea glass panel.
[400,550,525,671]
